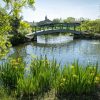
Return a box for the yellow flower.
[94,76,100,84]
[60,83,64,87]
[62,78,66,82]
[95,76,100,81]
[73,74,78,79]
[90,72,95,76]
[17,58,21,62]
[71,65,74,69]
[88,67,93,70]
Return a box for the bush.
[18,21,32,35]
[10,34,27,46]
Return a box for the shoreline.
[10,33,100,46]
[74,33,100,40]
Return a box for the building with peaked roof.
[37,16,52,26]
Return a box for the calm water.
[2,34,100,67]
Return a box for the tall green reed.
[0,57,99,99]
[0,58,25,90]
[17,57,60,97]
[56,61,99,97]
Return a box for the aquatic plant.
[56,61,99,98]
[17,57,60,97]
[0,86,16,100]
[0,57,99,99]
[0,58,25,90]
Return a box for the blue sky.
[1,0,100,22]
[22,0,100,22]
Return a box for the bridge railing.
[32,22,81,33]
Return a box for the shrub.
[10,34,27,46]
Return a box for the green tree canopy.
[0,6,11,58]
[81,19,100,34]
[0,0,35,58]
[53,18,61,23]
[2,0,35,34]
[64,17,75,23]
[3,0,35,18]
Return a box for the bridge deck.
[26,29,82,38]
[35,29,81,36]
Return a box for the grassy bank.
[0,57,100,100]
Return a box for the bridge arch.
[34,29,81,36]
[26,22,82,41]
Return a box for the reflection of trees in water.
[33,40,100,63]
[77,41,100,56]
[6,40,100,67]
[38,34,71,44]
[32,40,78,56]
[10,40,98,60]
[44,35,49,43]
[9,44,30,65]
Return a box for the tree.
[2,0,35,34]
[18,21,32,35]
[64,17,75,23]
[53,18,61,23]
[95,19,100,33]
[81,19,100,34]
[3,0,35,18]
[0,0,35,58]
[0,6,11,58]
[78,17,85,22]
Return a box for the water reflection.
[1,35,100,67]
[37,34,73,44]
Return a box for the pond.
[2,34,100,67]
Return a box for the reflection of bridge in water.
[26,22,83,41]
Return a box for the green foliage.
[9,18,32,45]
[17,57,60,97]
[0,6,11,58]
[0,87,16,100]
[0,58,25,90]
[9,19,32,45]
[10,17,21,34]
[18,21,32,35]
[0,57,100,99]
[56,61,99,98]
[53,18,62,23]
[64,17,75,23]
[10,34,27,45]
[0,0,35,46]
[81,19,100,34]
[3,0,35,18]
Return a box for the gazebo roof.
[37,16,52,26]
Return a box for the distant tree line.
[31,17,100,34]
